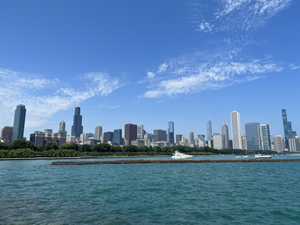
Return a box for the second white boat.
[172,151,193,159]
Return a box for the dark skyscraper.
[125,123,137,145]
[168,121,174,144]
[12,104,26,142]
[282,109,297,150]
[103,132,114,143]
[113,129,123,145]
[71,106,83,139]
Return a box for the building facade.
[1,126,13,144]
[12,104,26,142]
[274,135,285,152]
[230,111,242,149]
[222,122,229,149]
[59,121,66,133]
[288,137,300,152]
[213,133,223,149]
[176,135,182,145]
[260,124,271,150]
[168,121,174,144]
[137,125,144,139]
[125,123,137,145]
[206,120,212,141]
[188,132,195,145]
[104,132,114,143]
[30,129,66,146]
[71,106,83,139]
[113,129,123,145]
[153,129,167,142]
[198,134,205,147]
[94,126,103,140]
[245,122,261,150]
[282,109,297,150]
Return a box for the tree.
[123,145,138,153]
[60,143,79,151]
[92,143,111,152]
[0,142,10,150]
[44,141,59,150]
[11,139,26,149]
[79,144,91,152]
[112,145,122,152]
[26,141,36,150]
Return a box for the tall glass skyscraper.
[12,104,26,142]
[71,106,83,139]
[230,111,242,149]
[245,122,261,150]
[260,124,271,150]
[282,109,297,150]
[168,121,174,144]
[113,129,123,145]
[206,120,212,141]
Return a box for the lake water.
[1,156,300,224]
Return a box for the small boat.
[242,155,249,158]
[236,156,242,159]
[254,154,272,159]
[172,151,193,159]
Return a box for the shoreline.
[52,158,300,165]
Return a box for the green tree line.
[0,139,277,158]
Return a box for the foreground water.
[1,156,300,224]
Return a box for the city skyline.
[0,1,299,140]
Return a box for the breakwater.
[52,158,300,165]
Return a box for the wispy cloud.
[191,0,291,32]
[142,59,282,98]
[289,63,300,70]
[99,104,121,109]
[0,69,124,128]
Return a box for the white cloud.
[157,63,168,73]
[142,59,282,98]
[0,69,123,128]
[289,63,300,70]
[147,71,155,79]
[193,0,291,32]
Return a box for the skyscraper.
[113,129,123,145]
[222,122,229,149]
[230,111,242,149]
[137,125,144,139]
[125,123,137,145]
[282,109,297,150]
[12,104,26,142]
[85,133,94,141]
[59,121,66,132]
[206,120,212,141]
[168,121,174,144]
[95,126,103,140]
[260,124,271,150]
[198,134,205,147]
[188,132,195,145]
[245,122,261,150]
[104,132,114,143]
[71,106,83,139]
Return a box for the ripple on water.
[1,160,300,224]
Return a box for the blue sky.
[0,0,299,140]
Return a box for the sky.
[0,0,299,140]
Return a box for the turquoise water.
[1,157,300,224]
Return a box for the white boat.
[242,155,249,158]
[254,154,272,159]
[236,156,242,159]
[172,151,193,159]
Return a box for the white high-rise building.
[198,135,205,147]
[260,124,271,150]
[230,111,242,149]
[95,126,103,140]
[181,135,186,145]
[274,135,285,152]
[137,125,144,139]
[79,133,85,143]
[288,137,300,152]
[59,121,66,132]
[213,133,223,149]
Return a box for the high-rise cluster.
[1,105,299,152]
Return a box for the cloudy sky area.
[0,0,299,139]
